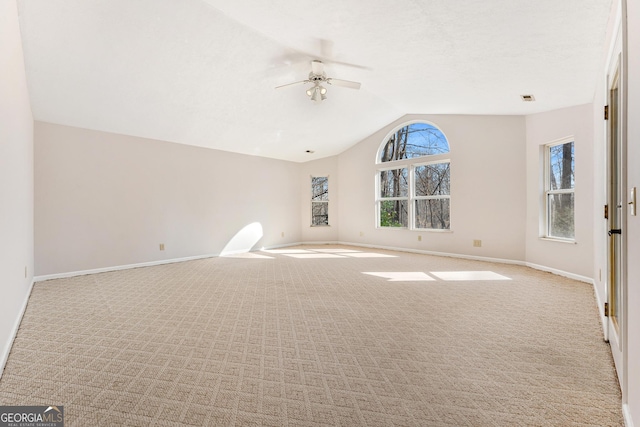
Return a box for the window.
[544,139,575,239]
[414,162,450,229]
[311,176,329,226]
[379,168,409,227]
[377,122,450,230]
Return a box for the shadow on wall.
[220,222,264,256]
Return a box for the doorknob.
[608,229,622,236]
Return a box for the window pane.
[548,193,574,238]
[380,168,408,198]
[380,200,408,227]
[311,177,328,201]
[311,202,329,226]
[549,142,574,190]
[415,163,450,196]
[415,199,450,229]
[380,123,449,162]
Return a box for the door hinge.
[604,204,608,219]
[604,302,609,317]
[604,105,609,120]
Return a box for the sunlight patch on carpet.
[363,272,435,281]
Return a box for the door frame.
[604,0,627,404]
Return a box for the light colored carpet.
[0,245,623,426]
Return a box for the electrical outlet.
[159,243,165,251]
[417,235,422,242]
[281,232,285,237]
[359,231,364,237]
[473,240,482,247]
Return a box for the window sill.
[310,225,331,228]
[539,237,577,245]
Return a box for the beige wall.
[524,104,595,279]
[34,122,302,276]
[0,0,34,371]
[336,114,527,262]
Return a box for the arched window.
[379,122,449,162]
[377,122,451,230]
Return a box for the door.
[606,49,625,390]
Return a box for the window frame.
[542,137,575,241]
[411,159,451,230]
[310,176,329,227]
[377,166,410,228]
[375,121,451,231]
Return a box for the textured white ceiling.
[17,0,612,162]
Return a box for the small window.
[377,121,451,230]
[544,139,575,239]
[311,176,329,226]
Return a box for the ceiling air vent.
[521,94,536,102]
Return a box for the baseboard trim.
[623,404,635,427]
[590,274,608,340]
[0,279,35,380]
[34,254,221,282]
[34,243,594,289]
[338,241,527,266]
[34,242,306,282]
[524,262,593,284]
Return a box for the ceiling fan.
[275,60,361,103]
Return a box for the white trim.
[539,237,577,244]
[0,279,35,380]
[33,242,596,289]
[35,254,221,281]
[338,241,526,266]
[623,403,635,427]
[34,242,306,282]
[525,262,593,284]
[298,240,340,246]
[591,271,609,340]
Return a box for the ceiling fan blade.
[326,78,361,90]
[315,38,371,70]
[275,80,309,89]
[311,60,324,75]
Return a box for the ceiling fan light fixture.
[307,84,327,102]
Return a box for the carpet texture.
[0,245,623,426]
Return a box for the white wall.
[34,122,302,276]
[624,0,640,422]
[524,104,595,279]
[0,0,34,372]
[299,156,340,243]
[337,114,527,261]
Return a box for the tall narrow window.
[414,162,450,229]
[377,122,450,229]
[545,139,575,239]
[311,176,329,226]
[379,168,409,227]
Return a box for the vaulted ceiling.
[18,0,613,162]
